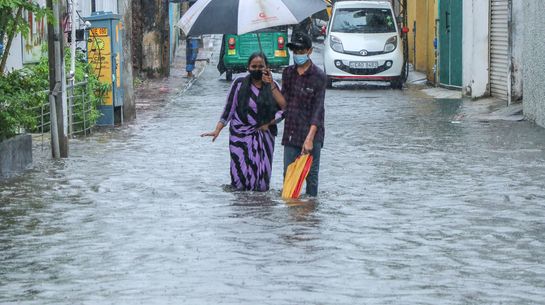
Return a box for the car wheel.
[226,71,233,81]
[326,77,333,89]
[390,77,403,90]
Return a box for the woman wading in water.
[202,52,286,191]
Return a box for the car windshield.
[331,8,396,33]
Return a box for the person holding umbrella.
[281,32,327,197]
[180,0,327,192]
[201,52,286,191]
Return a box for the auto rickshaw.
[217,27,290,81]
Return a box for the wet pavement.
[1,37,545,304]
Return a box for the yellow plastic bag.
[282,154,313,199]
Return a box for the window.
[331,8,396,33]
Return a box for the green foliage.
[0,1,53,72]
[0,1,51,37]
[0,47,109,140]
[0,68,45,140]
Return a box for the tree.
[131,0,170,77]
[0,0,52,73]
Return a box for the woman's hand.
[200,130,220,142]
[262,68,273,85]
[201,122,225,142]
[265,69,285,109]
[260,118,277,132]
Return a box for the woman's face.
[248,56,266,72]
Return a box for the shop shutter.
[489,0,510,101]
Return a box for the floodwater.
[1,47,545,304]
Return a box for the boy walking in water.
[281,32,327,197]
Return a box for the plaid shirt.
[281,62,326,147]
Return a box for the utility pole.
[46,0,69,158]
[118,0,136,121]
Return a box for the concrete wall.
[462,0,489,98]
[407,0,428,71]
[95,1,118,13]
[511,0,523,102]
[406,0,437,82]
[4,34,23,73]
[132,0,171,77]
[462,0,523,101]
[427,0,438,83]
[407,0,416,68]
[0,134,32,178]
[523,0,545,126]
[80,0,118,16]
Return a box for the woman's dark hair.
[236,52,279,134]
[247,52,269,67]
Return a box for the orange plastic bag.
[282,154,313,199]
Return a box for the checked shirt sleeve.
[281,69,291,97]
[310,76,326,128]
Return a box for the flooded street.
[2,40,545,304]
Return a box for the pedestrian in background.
[201,52,286,191]
[185,37,199,78]
[185,0,199,78]
[281,32,326,197]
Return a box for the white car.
[323,0,405,89]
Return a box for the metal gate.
[489,0,511,102]
[438,0,463,88]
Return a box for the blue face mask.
[293,53,309,65]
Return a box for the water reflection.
[434,98,464,115]
[228,189,279,208]
[284,198,319,223]
[228,189,319,224]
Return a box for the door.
[489,0,510,101]
[439,0,462,87]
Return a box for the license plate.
[227,49,236,55]
[274,50,287,57]
[349,61,379,69]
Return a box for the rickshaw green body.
[221,30,290,80]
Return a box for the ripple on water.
[1,61,545,304]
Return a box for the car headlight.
[330,35,344,53]
[384,36,397,53]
